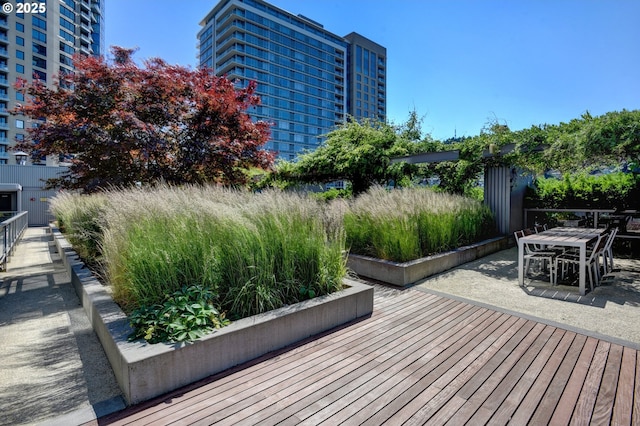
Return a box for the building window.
[32,16,47,30]
[33,70,46,81]
[32,29,47,43]
[60,4,75,20]
[59,54,73,67]
[16,22,24,32]
[16,92,24,101]
[60,41,74,55]
[60,17,74,32]
[16,64,24,73]
[16,36,24,46]
[16,50,24,60]
[16,119,24,129]
[32,56,46,69]
[33,43,47,56]
[59,30,74,43]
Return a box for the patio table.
[518,227,607,295]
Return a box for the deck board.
[571,340,610,424]
[610,346,635,425]
[401,316,526,425]
[592,343,623,425]
[506,331,579,425]
[96,286,640,426]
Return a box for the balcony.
[0,108,8,115]
[0,122,9,130]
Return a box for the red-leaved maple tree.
[14,47,274,192]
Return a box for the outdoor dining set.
[515,225,618,296]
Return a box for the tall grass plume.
[342,186,496,262]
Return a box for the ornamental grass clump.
[343,186,496,262]
[99,185,347,319]
[49,191,108,265]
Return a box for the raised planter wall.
[347,236,509,287]
[51,226,373,405]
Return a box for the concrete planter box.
[50,226,373,405]
[347,236,509,287]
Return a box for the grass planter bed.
[347,236,509,287]
[51,226,373,405]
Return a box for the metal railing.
[0,211,28,271]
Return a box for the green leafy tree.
[511,110,640,173]
[13,47,274,192]
[274,118,427,195]
[428,121,511,194]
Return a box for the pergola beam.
[392,143,548,165]
[391,150,459,165]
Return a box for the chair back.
[514,230,524,243]
[588,234,608,262]
[604,227,618,250]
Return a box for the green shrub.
[526,172,640,210]
[128,285,230,344]
[311,187,352,202]
[343,186,496,262]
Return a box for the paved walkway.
[0,227,124,426]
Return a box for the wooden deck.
[92,286,640,425]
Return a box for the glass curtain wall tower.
[0,0,105,165]
[344,32,386,123]
[198,0,386,160]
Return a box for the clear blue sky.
[105,0,640,141]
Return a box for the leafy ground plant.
[128,285,230,344]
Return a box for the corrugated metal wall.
[0,165,68,226]
[484,166,511,235]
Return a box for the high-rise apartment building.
[198,0,386,160]
[0,0,105,165]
